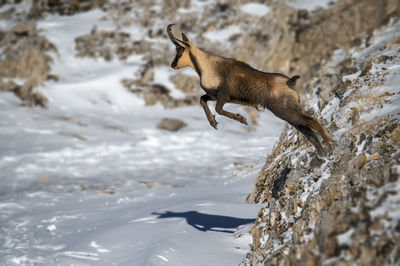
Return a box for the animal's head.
[167,24,192,70]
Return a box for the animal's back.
[221,58,293,104]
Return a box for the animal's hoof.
[237,114,248,125]
[210,121,218,130]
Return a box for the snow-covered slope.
[0,2,284,266]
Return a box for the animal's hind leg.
[269,99,327,155]
[293,124,326,157]
[303,115,334,152]
[215,93,248,125]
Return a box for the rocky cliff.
[244,14,400,266]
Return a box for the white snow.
[240,3,270,17]
[337,228,354,246]
[286,0,338,12]
[321,96,340,122]
[46,225,57,232]
[342,70,361,82]
[0,4,285,266]
[153,66,187,98]
[203,25,241,43]
[177,0,213,15]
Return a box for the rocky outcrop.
[243,18,400,266]
[75,27,138,61]
[290,0,400,78]
[0,21,56,107]
[157,118,187,132]
[29,0,107,18]
[125,82,199,108]
[233,0,400,84]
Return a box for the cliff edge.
[244,18,400,266]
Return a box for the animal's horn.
[167,24,182,47]
[167,24,188,47]
[182,32,189,42]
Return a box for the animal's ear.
[182,33,189,42]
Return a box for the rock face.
[29,0,107,17]
[288,0,400,80]
[243,17,400,266]
[232,0,400,84]
[0,20,56,107]
[157,118,187,132]
[75,27,137,61]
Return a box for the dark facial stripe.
[189,51,202,76]
[171,48,183,68]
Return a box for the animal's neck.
[189,46,222,90]
[188,46,216,78]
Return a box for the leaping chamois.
[167,24,334,156]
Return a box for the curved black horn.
[167,24,182,47]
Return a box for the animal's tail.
[287,75,300,89]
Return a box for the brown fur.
[167,24,334,156]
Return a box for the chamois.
[167,24,334,156]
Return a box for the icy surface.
[0,6,284,266]
[203,25,241,43]
[240,2,270,17]
[286,0,338,11]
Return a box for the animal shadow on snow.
[152,211,255,233]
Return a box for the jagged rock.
[125,81,199,109]
[29,0,107,18]
[143,84,170,106]
[243,7,400,265]
[300,250,321,266]
[392,125,400,144]
[232,0,400,89]
[170,74,198,94]
[0,21,55,107]
[75,27,141,61]
[161,0,191,18]
[354,152,367,169]
[157,118,187,132]
[14,79,48,108]
[141,67,154,86]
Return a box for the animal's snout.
[171,63,177,69]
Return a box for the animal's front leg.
[215,95,248,125]
[200,94,218,129]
